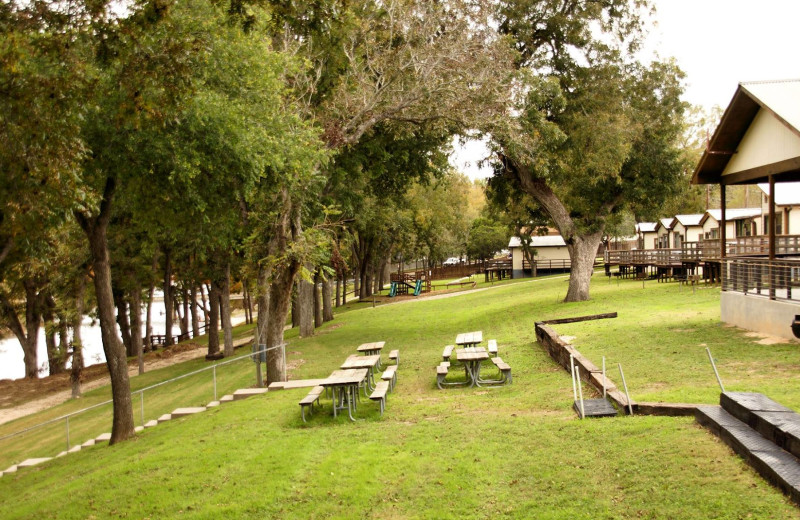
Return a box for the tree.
[466,217,508,262]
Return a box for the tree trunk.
[291,281,299,328]
[322,278,334,322]
[313,269,323,328]
[181,286,189,336]
[200,283,210,328]
[130,284,144,375]
[207,282,221,357]
[353,267,360,300]
[242,279,251,325]
[342,274,347,305]
[265,261,299,383]
[43,295,63,375]
[190,284,199,338]
[564,232,604,302]
[74,178,135,443]
[58,314,70,375]
[0,280,43,378]
[221,262,234,357]
[335,276,341,307]
[115,290,133,357]
[163,247,173,346]
[298,274,314,337]
[71,274,86,399]
[255,263,270,347]
[363,267,373,299]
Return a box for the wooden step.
[696,405,800,505]
[721,392,800,460]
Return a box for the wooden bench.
[442,345,454,362]
[299,386,325,423]
[487,339,498,357]
[488,357,512,384]
[369,381,390,415]
[496,361,512,384]
[389,349,399,365]
[382,365,398,391]
[436,363,449,389]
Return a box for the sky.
[450,0,800,180]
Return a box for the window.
[673,231,682,248]
[735,219,754,237]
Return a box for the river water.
[0,310,182,381]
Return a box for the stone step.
[95,433,111,443]
[220,395,234,403]
[721,392,800,460]
[171,407,206,418]
[81,439,96,448]
[232,388,268,401]
[134,426,144,433]
[696,405,800,505]
[17,457,51,468]
[67,445,82,454]
[207,401,220,408]
[144,420,159,428]
[157,414,172,423]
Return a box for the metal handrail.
[0,343,280,444]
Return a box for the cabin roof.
[693,79,800,185]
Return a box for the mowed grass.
[1,274,800,518]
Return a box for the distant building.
[758,182,800,235]
[700,208,762,240]
[672,214,705,246]
[508,235,570,278]
[635,222,657,250]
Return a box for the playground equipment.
[388,271,430,297]
[388,279,423,297]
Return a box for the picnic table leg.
[332,387,338,418]
[347,385,356,422]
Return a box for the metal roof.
[635,222,657,233]
[693,79,800,185]
[757,182,800,206]
[704,208,762,222]
[659,218,676,230]
[508,236,566,248]
[674,214,704,227]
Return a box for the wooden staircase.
[696,392,800,504]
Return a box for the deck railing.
[722,257,800,302]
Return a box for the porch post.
[769,175,776,299]
[720,183,726,287]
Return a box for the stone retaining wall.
[534,321,701,417]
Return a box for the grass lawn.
[1,274,800,518]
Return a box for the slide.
[413,279,423,296]
[389,281,398,297]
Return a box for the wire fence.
[0,343,281,469]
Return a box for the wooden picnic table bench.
[389,349,399,365]
[299,385,325,423]
[369,381,390,415]
[381,364,398,391]
[442,344,454,361]
[487,339,498,357]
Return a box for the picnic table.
[340,354,381,392]
[320,368,369,421]
[455,331,483,348]
[455,347,489,387]
[356,341,385,367]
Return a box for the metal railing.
[0,344,279,461]
[722,257,800,302]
